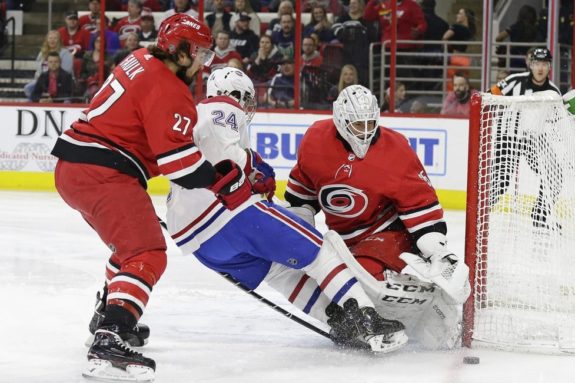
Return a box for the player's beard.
[176,65,195,86]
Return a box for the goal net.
[463,91,575,354]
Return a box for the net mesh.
[471,91,575,354]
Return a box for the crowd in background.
[6,0,574,115]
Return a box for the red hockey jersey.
[285,118,445,245]
[113,16,142,41]
[51,48,214,189]
[58,26,90,57]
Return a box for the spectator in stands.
[138,7,157,42]
[271,13,295,59]
[205,0,235,11]
[364,0,427,50]
[126,31,142,50]
[327,63,358,102]
[79,0,107,33]
[114,31,141,61]
[303,4,334,44]
[332,0,377,86]
[410,98,428,114]
[496,5,541,72]
[440,71,477,116]
[266,0,293,36]
[165,0,199,19]
[230,12,260,64]
[80,35,110,101]
[24,30,74,99]
[230,0,261,36]
[227,57,244,70]
[30,51,74,103]
[420,0,448,49]
[303,0,343,15]
[538,0,573,46]
[442,8,475,53]
[205,0,232,37]
[209,30,243,72]
[308,31,321,48]
[58,11,91,59]
[269,56,295,108]
[247,34,283,83]
[267,0,293,13]
[417,0,448,91]
[113,0,144,42]
[88,20,121,55]
[442,8,475,91]
[381,82,409,112]
[301,36,322,67]
[365,0,427,89]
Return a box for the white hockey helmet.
[333,85,380,159]
[206,67,256,124]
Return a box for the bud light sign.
[249,122,447,178]
[395,127,447,176]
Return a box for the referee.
[488,47,562,231]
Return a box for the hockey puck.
[463,356,480,365]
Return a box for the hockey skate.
[83,326,155,382]
[327,299,408,353]
[87,288,150,347]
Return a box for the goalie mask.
[333,85,380,159]
[207,67,257,124]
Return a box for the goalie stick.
[156,217,331,340]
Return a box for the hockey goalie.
[280,85,470,350]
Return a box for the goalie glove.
[399,232,471,304]
[210,160,252,210]
[245,149,276,201]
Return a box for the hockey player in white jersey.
[166,67,408,353]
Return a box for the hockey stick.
[156,217,331,340]
[218,272,331,339]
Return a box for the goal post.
[463,91,575,354]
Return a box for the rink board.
[0,104,469,209]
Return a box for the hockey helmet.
[207,68,257,124]
[531,48,552,62]
[333,85,380,159]
[157,13,214,66]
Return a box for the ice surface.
[1,191,573,383]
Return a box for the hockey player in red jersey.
[284,85,470,349]
[50,13,247,382]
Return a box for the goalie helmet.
[207,67,257,124]
[157,13,214,66]
[333,85,380,159]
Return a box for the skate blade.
[82,359,155,382]
[85,335,148,348]
[367,330,409,353]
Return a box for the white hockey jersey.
[166,95,261,254]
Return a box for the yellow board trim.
[0,172,468,210]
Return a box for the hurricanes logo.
[319,184,368,218]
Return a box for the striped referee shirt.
[490,71,560,96]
